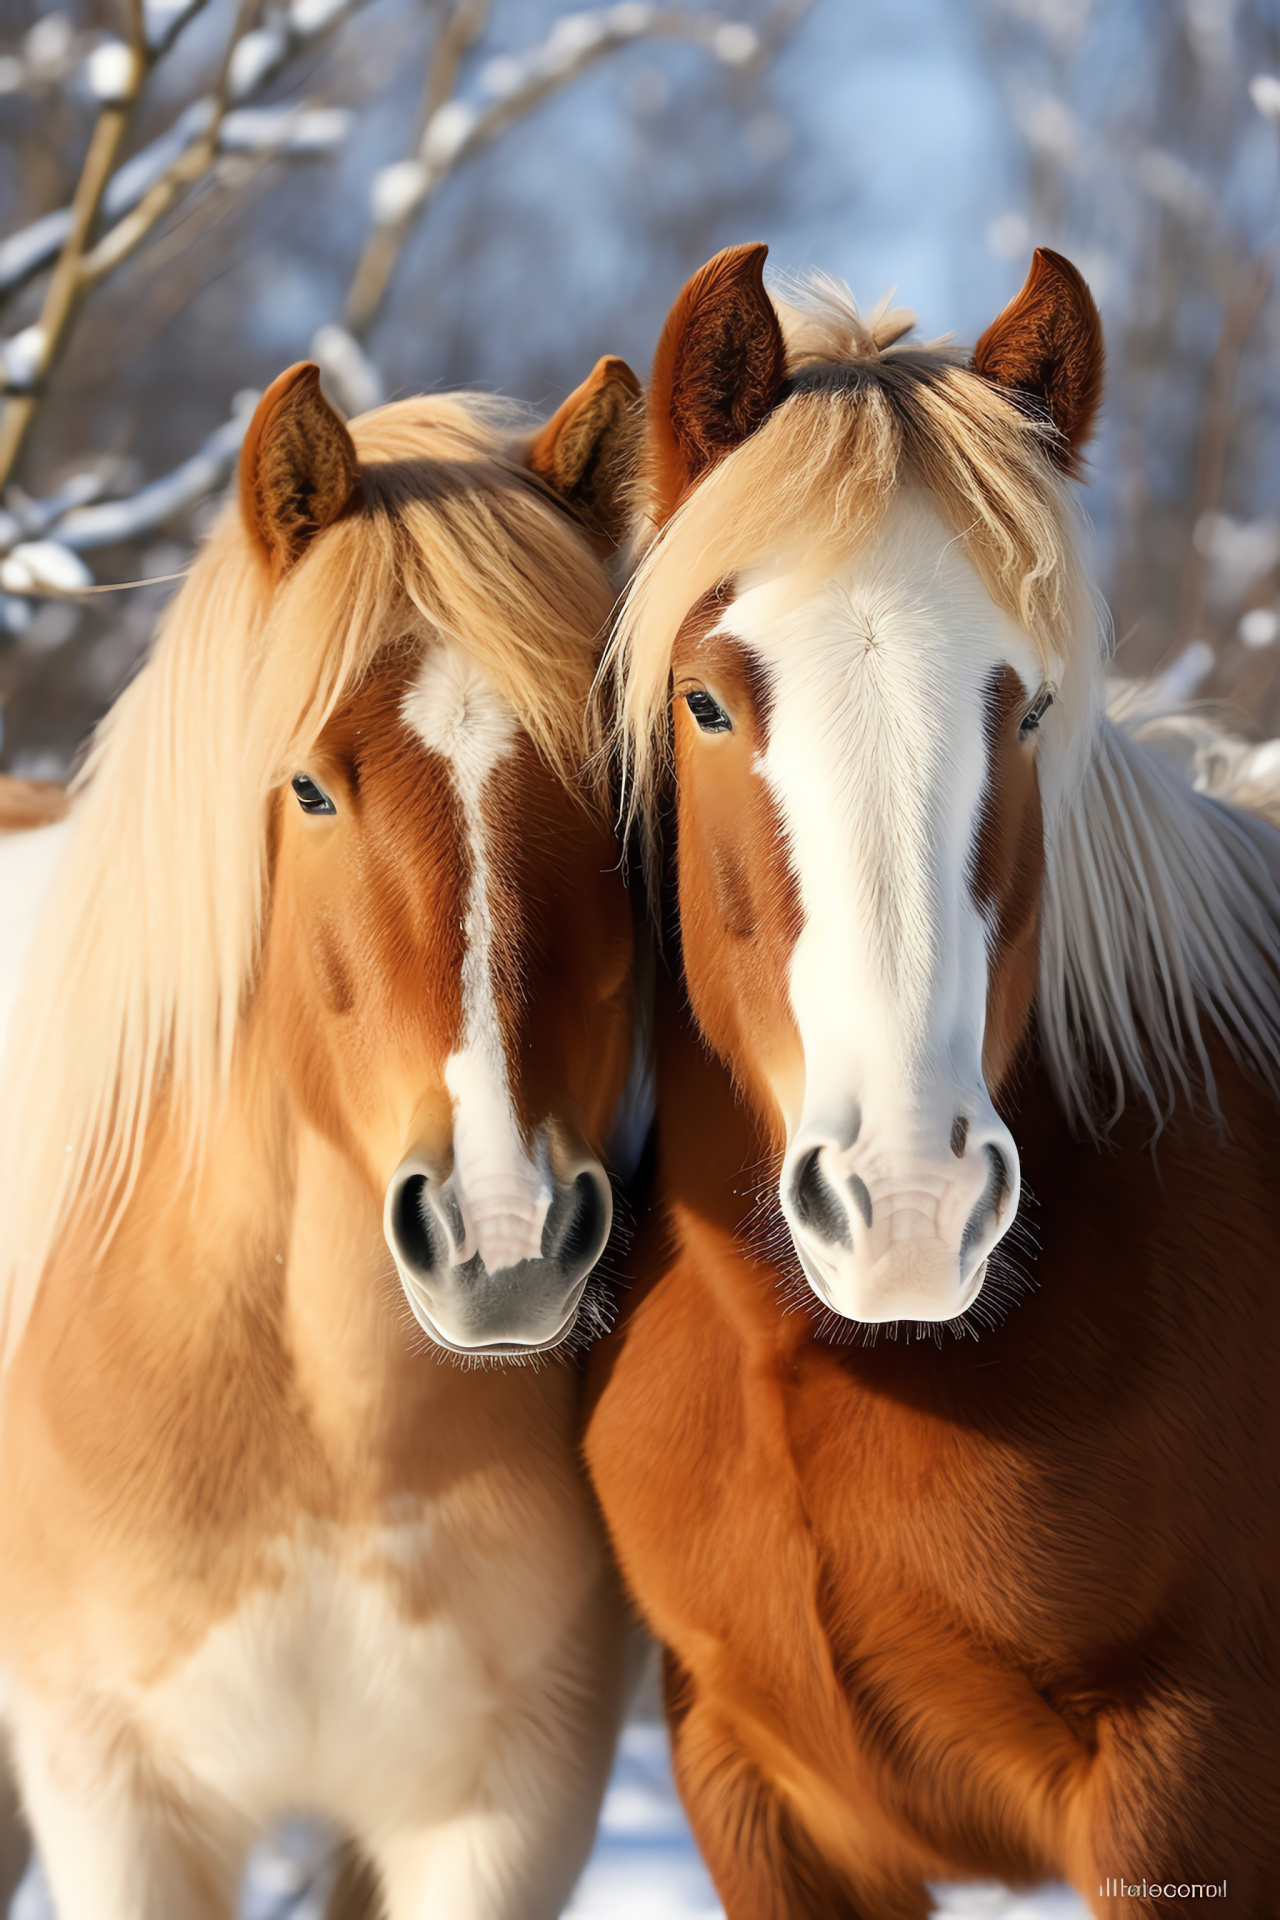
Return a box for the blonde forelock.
[606,344,1087,831]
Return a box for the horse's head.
[243,360,641,1356]
[617,245,1103,1327]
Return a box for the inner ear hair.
[528,355,642,553]
[971,247,1104,474]
[648,241,788,527]
[239,362,362,576]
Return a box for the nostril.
[791,1148,855,1248]
[959,1144,1014,1272]
[390,1174,446,1276]
[950,1115,969,1159]
[559,1172,608,1270]
[541,1169,610,1275]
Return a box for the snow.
[3,1712,1091,1918]
[564,1720,723,1919]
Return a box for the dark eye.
[291,772,336,815]
[684,688,732,734]
[1019,690,1054,741]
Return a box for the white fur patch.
[403,645,519,787]
[403,646,551,1273]
[9,1508,624,1918]
[721,492,1030,1318]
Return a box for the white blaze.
[720,491,1038,1319]
[403,644,552,1273]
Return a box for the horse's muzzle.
[382,1150,612,1356]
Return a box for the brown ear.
[971,248,1104,473]
[239,362,361,575]
[528,355,642,553]
[648,242,787,527]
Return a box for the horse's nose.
[781,1111,1019,1324]
[382,1152,612,1356]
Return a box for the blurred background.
[2,0,1280,775]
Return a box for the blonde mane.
[0,394,612,1357]
[606,274,1280,1136]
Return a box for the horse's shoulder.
[0,775,70,833]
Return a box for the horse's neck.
[648,983,801,1318]
[281,1114,451,1471]
[81,1045,461,1493]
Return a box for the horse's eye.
[291,773,336,815]
[684,689,732,734]
[1019,690,1054,741]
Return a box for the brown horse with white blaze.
[584,245,1280,1916]
[0,353,643,1917]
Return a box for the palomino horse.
[0,352,642,1918]
[585,246,1280,1916]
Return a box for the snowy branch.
[0,0,359,301]
[344,1,802,335]
[0,28,149,485]
[51,398,255,551]
[0,395,256,604]
[0,0,807,607]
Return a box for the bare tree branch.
[78,0,262,291]
[55,400,255,551]
[0,0,362,301]
[0,0,811,609]
[342,1,804,338]
[420,0,490,132]
[0,38,148,487]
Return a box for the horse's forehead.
[401,642,519,804]
[719,490,1041,702]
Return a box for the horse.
[583,244,1280,1918]
[0,349,644,1919]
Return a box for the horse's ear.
[647,242,787,527]
[528,355,642,552]
[971,248,1104,473]
[239,362,361,575]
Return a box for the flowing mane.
[605,272,1280,1135]
[0,393,612,1357]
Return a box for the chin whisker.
[737,1171,1042,1351]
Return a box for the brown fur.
[528,355,642,553]
[972,249,1105,475]
[971,666,1047,1093]
[584,254,1280,1919]
[646,243,787,528]
[239,362,362,575]
[669,602,803,1130]
[324,1842,384,1919]
[0,776,69,831]
[587,997,1280,1920]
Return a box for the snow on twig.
[0,0,807,598]
[22,397,256,561]
[0,0,360,298]
[344,0,801,333]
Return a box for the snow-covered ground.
[6,1713,1090,1918]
